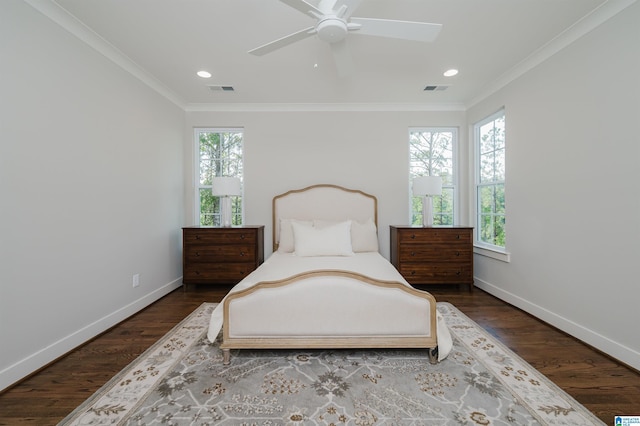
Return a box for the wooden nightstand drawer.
[396,228,471,244]
[182,226,264,286]
[390,226,474,289]
[183,229,257,245]
[183,263,255,283]
[397,263,473,284]
[184,245,257,263]
[398,246,472,263]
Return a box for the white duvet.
[207,252,452,361]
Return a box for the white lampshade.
[412,176,442,196]
[211,177,241,196]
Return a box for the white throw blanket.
[207,252,453,361]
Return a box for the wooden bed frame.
[219,184,439,364]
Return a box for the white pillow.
[312,219,337,229]
[350,218,379,252]
[278,219,312,253]
[292,221,354,257]
[313,218,379,252]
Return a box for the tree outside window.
[196,129,243,226]
[409,128,457,226]
[475,112,506,248]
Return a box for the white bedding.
[207,252,452,361]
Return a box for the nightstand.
[182,226,264,287]
[390,226,474,290]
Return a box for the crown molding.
[24,0,186,109]
[466,0,637,109]
[184,102,467,113]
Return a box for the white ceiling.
[42,0,627,109]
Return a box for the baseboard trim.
[0,278,183,392]
[474,277,640,371]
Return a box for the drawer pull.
[410,270,416,275]
[411,234,416,239]
[455,251,460,256]
[410,251,416,257]
[240,234,246,239]
[195,235,201,240]
[240,251,246,257]
[456,234,460,240]
[195,270,200,275]
[195,252,200,257]
[456,271,461,276]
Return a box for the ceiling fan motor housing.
[316,17,348,43]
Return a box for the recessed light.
[197,70,212,78]
[443,69,458,77]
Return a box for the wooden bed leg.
[429,346,439,364]
[222,349,231,365]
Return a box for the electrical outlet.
[132,274,140,288]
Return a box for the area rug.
[59,302,604,425]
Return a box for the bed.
[206,184,452,364]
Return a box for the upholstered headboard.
[272,184,378,252]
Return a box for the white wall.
[185,110,468,258]
[0,1,186,390]
[467,1,640,369]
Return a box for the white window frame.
[473,110,510,261]
[194,128,244,226]
[408,127,459,226]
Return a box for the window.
[474,110,506,249]
[195,128,243,226]
[409,128,457,226]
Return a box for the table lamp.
[412,176,442,227]
[212,177,241,227]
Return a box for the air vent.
[423,85,449,91]
[207,85,235,92]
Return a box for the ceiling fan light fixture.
[443,69,458,77]
[247,0,443,77]
[316,18,348,43]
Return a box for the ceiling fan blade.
[248,27,316,56]
[330,39,354,78]
[350,17,442,42]
[333,0,364,19]
[280,0,323,19]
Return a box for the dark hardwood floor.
[1,285,638,425]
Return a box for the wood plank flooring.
[0,285,638,425]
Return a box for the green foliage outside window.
[478,184,505,247]
[476,113,506,248]
[197,130,243,226]
[409,129,456,226]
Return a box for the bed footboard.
[220,270,438,364]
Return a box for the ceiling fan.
[248,0,442,77]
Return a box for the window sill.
[473,245,511,262]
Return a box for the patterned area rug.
[60,302,604,425]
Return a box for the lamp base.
[422,196,434,227]
[220,196,232,227]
